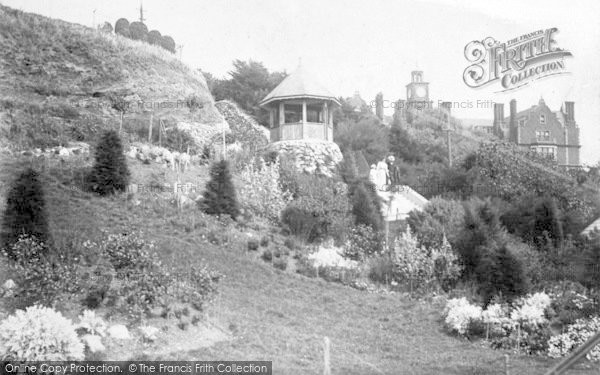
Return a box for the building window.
[532,146,556,159]
[536,130,551,141]
[540,114,546,125]
[518,119,525,127]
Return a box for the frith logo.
[463,28,572,92]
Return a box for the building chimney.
[509,99,517,143]
[493,103,504,124]
[564,101,575,122]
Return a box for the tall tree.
[1,168,51,253]
[87,130,130,195]
[201,160,239,219]
[208,60,286,125]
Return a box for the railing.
[544,331,600,375]
[270,122,332,142]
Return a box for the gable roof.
[259,64,340,107]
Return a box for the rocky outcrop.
[214,100,269,149]
[266,140,343,177]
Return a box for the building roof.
[259,64,340,107]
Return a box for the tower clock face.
[415,86,426,98]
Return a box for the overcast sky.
[3,0,599,164]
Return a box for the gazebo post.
[323,102,328,140]
[302,100,307,140]
[278,102,285,141]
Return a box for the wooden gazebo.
[259,64,340,142]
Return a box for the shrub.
[344,224,384,261]
[5,236,80,306]
[281,174,352,243]
[273,258,287,271]
[0,305,84,360]
[160,35,176,53]
[406,197,465,249]
[114,18,130,37]
[368,255,395,284]
[1,168,51,253]
[350,182,383,231]
[88,130,130,195]
[444,297,483,335]
[392,228,434,288]
[129,22,148,41]
[147,30,162,45]
[201,160,239,219]
[548,317,600,361]
[76,310,107,337]
[261,250,272,262]
[476,243,529,305]
[247,239,259,251]
[260,236,269,247]
[431,236,463,290]
[238,157,292,222]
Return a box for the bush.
[247,239,259,251]
[476,243,529,305]
[201,160,239,219]
[281,174,352,243]
[406,197,465,249]
[261,250,272,262]
[160,35,176,53]
[4,236,80,306]
[1,168,51,253]
[129,22,148,41]
[350,182,383,232]
[0,305,84,360]
[114,18,130,37]
[368,255,395,284]
[548,317,600,361]
[87,130,130,195]
[273,258,287,271]
[238,157,292,222]
[147,30,162,45]
[344,224,384,261]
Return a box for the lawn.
[0,154,598,374]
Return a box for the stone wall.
[266,140,343,177]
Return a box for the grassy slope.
[0,4,223,149]
[0,155,595,375]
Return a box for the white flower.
[0,305,84,360]
[308,245,358,269]
[444,297,482,335]
[81,334,105,353]
[139,326,160,342]
[482,303,508,325]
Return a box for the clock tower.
[406,71,430,103]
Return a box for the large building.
[492,98,580,167]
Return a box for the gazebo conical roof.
[259,64,340,107]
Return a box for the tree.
[160,36,176,53]
[406,197,465,249]
[98,22,113,33]
[109,94,130,133]
[87,130,130,195]
[388,120,423,163]
[114,18,130,37]
[351,182,383,231]
[209,60,286,125]
[129,22,148,42]
[334,117,389,165]
[1,168,51,254]
[476,243,529,305]
[201,160,239,219]
[147,30,162,45]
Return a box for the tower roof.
[259,64,340,107]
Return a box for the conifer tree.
[88,130,130,195]
[201,160,239,219]
[1,168,51,255]
[351,182,382,231]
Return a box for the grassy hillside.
[1,154,597,374]
[0,4,224,150]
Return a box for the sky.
[2,0,599,164]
